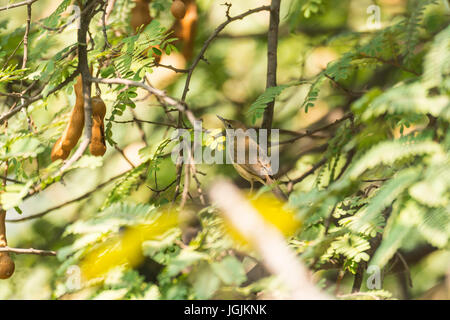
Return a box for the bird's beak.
[216,115,225,122]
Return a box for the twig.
[2,39,24,69]
[285,157,327,190]
[20,3,32,126]
[104,0,116,24]
[324,74,364,97]
[6,170,131,223]
[0,0,39,12]
[181,5,271,102]
[190,164,206,205]
[0,175,24,184]
[396,252,413,288]
[277,113,353,145]
[0,70,80,125]
[0,246,56,256]
[101,2,111,50]
[114,145,136,169]
[154,62,188,73]
[146,179,177,194]
[262,0,281,130]
[179,163,190,209]
[362,178,389,183]
[130,109,148,144]
[111,118,177,128]
[358,53,420,76]
[222,2,232,19]
[89,77,197,126]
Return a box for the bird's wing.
[230,135,273,178]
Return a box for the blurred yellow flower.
[224,193,301,246]
[80,211,179,280]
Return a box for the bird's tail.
[265,175,288,201]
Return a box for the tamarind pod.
[130,0,153,33]
[129,0,160,63]
[0,210,15,279]
[50,75,84,162]
[91,96,106,118]
[60,75,85,152]
[90,117,107,156]
[51,137,70,162]
[171,0,186,19]
[90,96,107,157]
[174,0,197,60]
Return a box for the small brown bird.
[217,115,287,200]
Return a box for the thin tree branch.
[111,118,177,128]
[285,157,327,189]
[21,4,32,71]
[154,62,188,73]
[0,70,80,125]
[6,170,131,223]
[357,53,420,76]
[262,0,281,130]
[114,145,136,169]
[89,77,198,126]
[181,5,271,102]
[0,175,24,184]
[104,0,116,24]
[0,0,39,12]
[0,246,56,256]
[277,113,353,145]
[101,2,111,50]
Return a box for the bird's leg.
[249,180,254,194]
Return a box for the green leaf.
[348,140,443,180]
[361,83,450,122]
[423,25,450,91]
[409,161,450,207]
[164,250,208,278]
[70,155,103,170]
[247,84,293,124]
[371,201,420,268]
[43,0,71,28]
[418,206,450,248]
[345,168,420,233]
[211,256,247,286]
[0,137,44,160]
[190,263,221,299]
[0,181,32,210]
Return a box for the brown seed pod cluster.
[51,73,108,162]
[171,0,186,20]
[0,210,15,280]
[130,0,153,33]
[130,0,162,63]
[173,0,198,61]
[90,96,107,156]
[51,75,85,162]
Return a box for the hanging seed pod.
[171,0,186,20]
